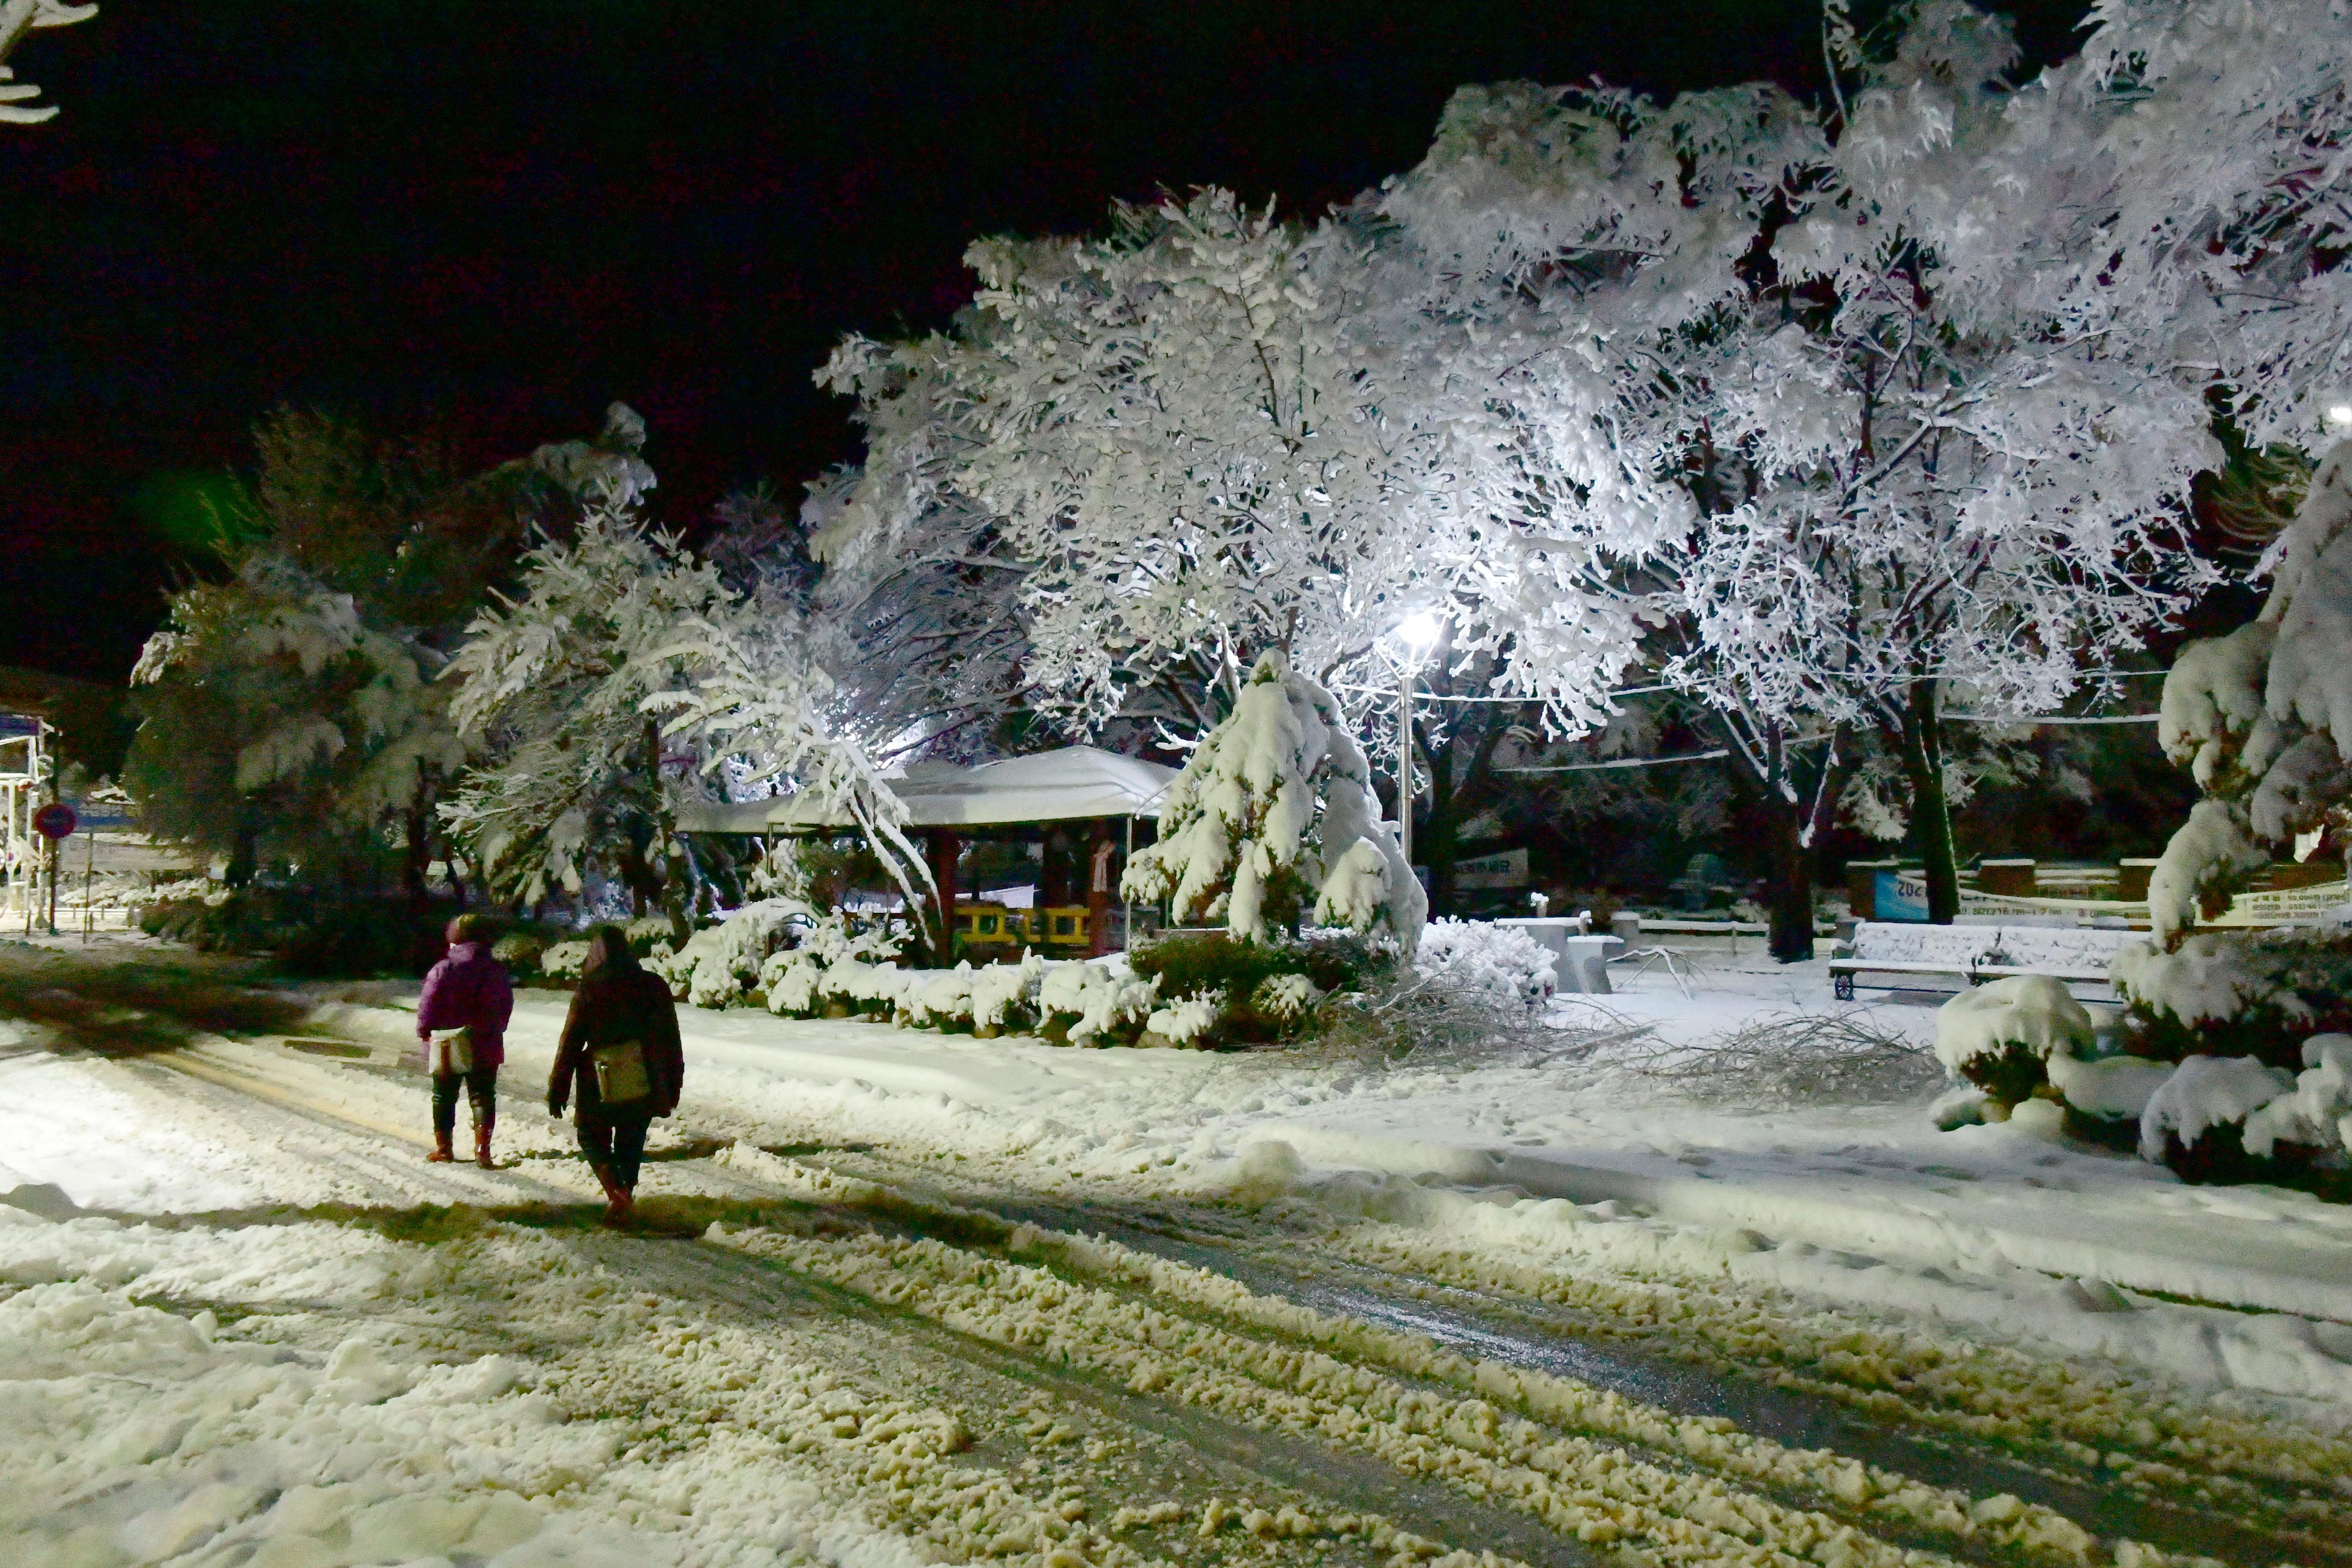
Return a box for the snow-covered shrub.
[1932,976,2093,1108]
[903,964,977,1030]
[2242,1035,2352,1159]
[490,931,548,978]
[2114,930,2352,1073]
[1143,991,1223,1048]
[1250,972,1325,1026]
[539,939,590,982]
[2138,1055,2299,1182]
[1036,961,1160,1046]
[623,915,676,956]
[2147,443,2352,947]
[2044,1047,2175,1143]
[759,950,825,1017]
[969,952,1043,1036]
[674,898,817,1007]
[1411,918,1558,1010]
[1122,651,1424,947]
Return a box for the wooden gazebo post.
[1086,818,1115,956]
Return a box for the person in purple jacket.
[415,913,515,1167]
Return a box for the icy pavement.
[4,938,2352,1567]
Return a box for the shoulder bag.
[429,1027,472,1075]
[590,1037,652,1105]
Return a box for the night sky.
[4,0,2095,684]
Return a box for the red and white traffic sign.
[31,802,77,840]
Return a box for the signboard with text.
[1455,847,1530,890]
[1874,868,1930,923]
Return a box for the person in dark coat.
[415,912,515,1167]
[548,925,683,1225]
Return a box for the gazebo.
[674,745,1177,957]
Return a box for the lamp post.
[1391,612,1440,877]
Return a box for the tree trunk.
[1421,727,1457,917]
[643,721,694,945]
[1896,679,1960,924]
[1766,792,1816,962]
[926,830,961,966]
[226,821,258,889]
[402,773,433,909]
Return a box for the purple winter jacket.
[416,942,515,1070]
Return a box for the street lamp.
[1390,612,1441,871]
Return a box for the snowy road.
[4,947,2352,1567]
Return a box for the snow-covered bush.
[1250,972,1325,1026]
[2138,1055,2298,1182]
[1142,992,1223,1048]
[1932,976,2093,1108]
[2242,1035,2352,1160]
[758,951,824,1017]
[1411,918,1558,1010]
[2044,1047,2175,1140]
[902,965,978,1031]
[1037,961,1160,1046]
[1122,651,1424,948]
[969,952,1043,1036]
[490,931,547,976]
[2114,930,2352,1073]
[539,939,590,982]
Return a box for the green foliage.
[2119,931,2352,1073]
[123,409,571,899]
[1954,1043,2048,1109]
[137,888,464,976]
[1129,928,1397,1047]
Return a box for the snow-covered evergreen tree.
[1122,651,1425,947]
[128,556,465,891]
[123,410,563,896]
[2151,440,2352,942]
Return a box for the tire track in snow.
[97,1044,1601,1563]
[756,1141,2342,1568]
[92,1034,2337,1567]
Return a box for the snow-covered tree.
[127,556,465,892]
[441,503,737,934]
[0,0,97,126]
[2151,439,2352,943]
[442,493,920,939]
[1380,5,2223,951]
[820,187,1650,747]
[1122,650,1426,947]
[2059,0,2352,452]
[123,409,567,897]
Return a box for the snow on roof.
[675,745,1178,834]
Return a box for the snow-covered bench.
[1829,921,2140,999]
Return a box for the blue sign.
[1874,868,1930,923]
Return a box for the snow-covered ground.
[5,935,2352,1568]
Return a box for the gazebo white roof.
[673,745,1177,835]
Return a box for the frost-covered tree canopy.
[819,188,1651,744]
[1380,5,2226,934]
[441,493,920,935]
[1122,651,1425,947]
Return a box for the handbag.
[590,1038,652,1105]
[429,1027,472,1075]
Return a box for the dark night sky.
[3,0,2095,684]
